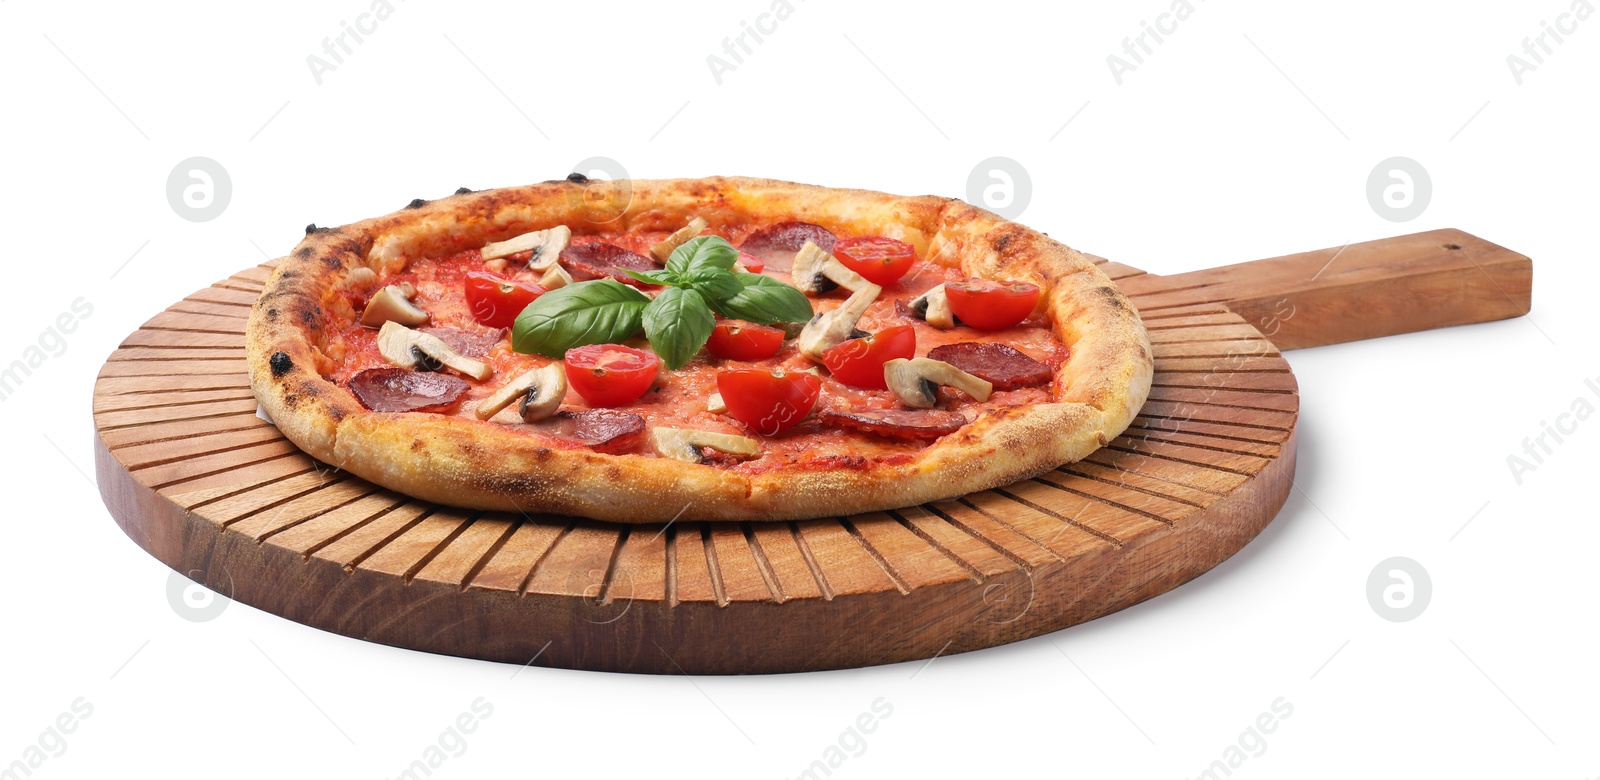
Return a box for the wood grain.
[91,228,1527,674]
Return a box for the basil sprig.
[511,235,813,369]
[511,278,649,357]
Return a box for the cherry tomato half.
[945,278,1041,331]
[465,271,545,329]
[706,320,786,362]
[564,344,660,407]
[736,251,765,274]
[833,236,916,286]
[821,324,916,390]
[717,369,822,435]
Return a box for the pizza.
[246,176,1153,523]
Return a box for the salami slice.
[349,368,470,413]
[553,409,647,454]
[561,242,660,287]
[819,407,967,441]
[926,342,1052,390]
[739,222,836,271]
[420,326,504,357]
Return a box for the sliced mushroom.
[360,285,430,328]
[905,284,955,329]
[481,225,572,270]
[377,321,494,381]
[884,358,993,409]
[538,262,573,290]
[474,363,566,421]
[650,427,761,464]
[797,283,882,360]
[649,217,708,263]
[707,392,727,414]
[792,241,872,295]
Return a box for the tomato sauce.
[321,225,1070,471]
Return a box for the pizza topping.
[792,241,873,295]
[553,409,648,454]
[481,225,571,270]
[563,344,660,407]
[821,324,916,390]
[884,357,993,409]
[418,327,503,358]
[797,283,882,360]
[708,272,815,326]
[474,362,567,421]
[705,321,786,362]
[818,407,968,441]
[738,221,836,271]
[735,251,763,274]
[464,271,544,329]
[349,368,470,414]
[376,321,494,380]
[902,283,955,329]
[561,242,661,288]
[945,278,1042,331]
[650,426,761,463]
[538,262,573,290]
[514,237,811,368]
[833,236,917,286]
[649,216,709,264]
[512,280,652,357]
[359,284,430,328]
[707,392,727,413]
[716,368,822,435]
[925,342,1052,390]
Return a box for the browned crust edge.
[246,177,1153,522]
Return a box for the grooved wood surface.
[94,230,1523,674]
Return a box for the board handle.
[1134,228,1532,350]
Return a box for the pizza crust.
[247,177,1153,522]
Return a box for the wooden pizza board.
[91,228,1531,674]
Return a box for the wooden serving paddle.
[92,228,1529,674]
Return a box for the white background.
[2,0,1596,778]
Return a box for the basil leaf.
[683,266,742,302]
[511,279,649,357]
[666,235,738,278]
[623,268,680,286]
[710,274,814,324]
[642,286,716,370]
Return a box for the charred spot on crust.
[305,224,318,235]
[471,471,556,497]
[328,406,345,422]
[406,198,427,209]
[269,351,294,376]
[320,253,343,270]
[411,439,425,451]
[1097,286,1128,311]
[454,187,473,195]
[295,246,315,259]
[297,306,321,326]
[279,270,295,279]
[990,222,1032,255]
[566,172,589,184]
[265,307,279,321]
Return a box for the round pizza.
[246,176,1153,523]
